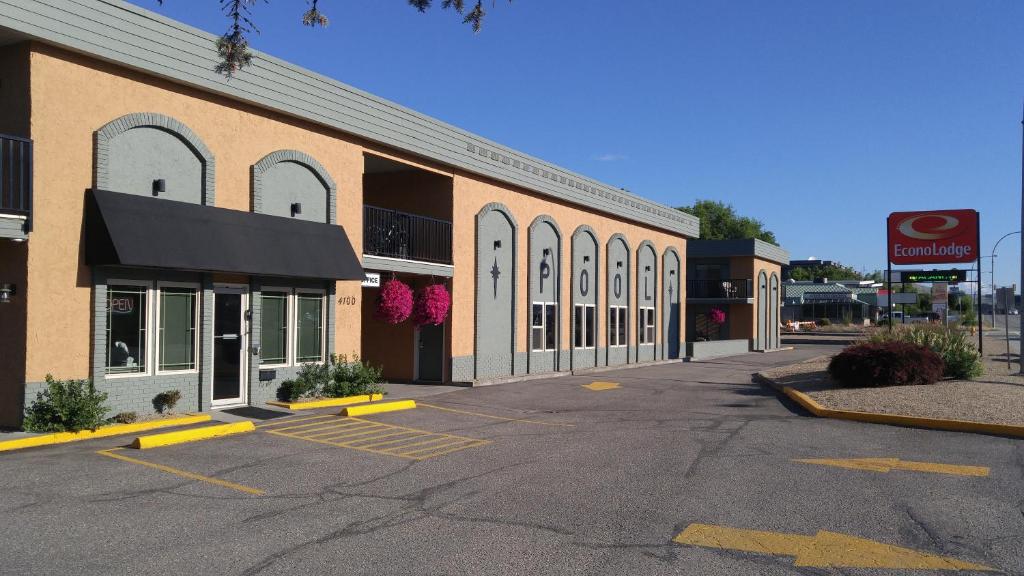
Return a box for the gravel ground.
[760,336,1024,425]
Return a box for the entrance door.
[213,288,247,406]
[416,323,444,382]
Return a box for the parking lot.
[2,343,1023,575]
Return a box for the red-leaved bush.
[827,341,944,388]
[375,279,413,324]
[413,284,450,326]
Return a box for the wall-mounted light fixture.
[543,248,551,256]
[493,240,502,249]
[670,270,676,276]
[291,202,302,216]
[645,265,651,272]
[583,256,590,263]
[0,283,16,304]
[152,179,166,196]
[616,261,623,269]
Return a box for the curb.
[342,400,416,417]
[0,414,213,453]
[131,421,255,449]
[757,374,1024,438]
[267,393,384,410]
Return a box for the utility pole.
[1020,103,1024,374]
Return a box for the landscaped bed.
[760,335,1024,427]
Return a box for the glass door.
[213,287,247,406]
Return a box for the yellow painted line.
[131,421,255,449]
[418,402,575,427]
[287,420,372,437]
[97,448,263,495]
[265,418,354,434]
[674,523,993,570]
[312,425,392,442]
[254,414,334,429]
[782,386,1024,438]
[341,400,416,417]
[0,414,212,452]
[382,435,459,455]
[349,431,427,449]
[265,429,420,460]
[266,394,383,410]
[582,381,620,391]
[397,438,476,458]
[409,439,492,459]
[299,423,380,439]
[795,457,990,477]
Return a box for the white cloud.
[594,153,627,162]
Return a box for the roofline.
[685,238,790,265]
[0,0,699,238]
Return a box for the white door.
[212,286,248,407]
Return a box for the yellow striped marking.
[674,523,992,570]
[582,381,620,391]
[97,448,263,495]
[264,416,489,460]
[418,402,575,427]
[795,458,990,477]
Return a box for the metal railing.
[687,278,753,299]
[0,134,32,228]
[363,205,452,265]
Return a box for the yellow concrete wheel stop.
[341,400,417,417]
[131,421,255,449]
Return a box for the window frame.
[294,288,327,364]
[104,279,153,379]
[608,304,628,348]
[638,305,656,345]
[531,300,557,352]
[573,303,596,350]
[258,286,293,369]
[154,281,201,375]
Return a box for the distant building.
[782,280,880,324]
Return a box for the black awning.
[86,189,363,280]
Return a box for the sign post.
[887,209,981,353]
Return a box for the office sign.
[361,272,381,288]
[888,210,979,264]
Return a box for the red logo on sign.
[888,210,978,264]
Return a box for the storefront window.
[574,304,596,349]
[106,285,147,374]
[296,293,324,363]
[159,288,197,371]
[609,305,628,347]
[260,292,289,365]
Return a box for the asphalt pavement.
[2,342,1022,575]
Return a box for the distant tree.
[787,262,867,282]
[677,200,777,244]
[156,0,510,75]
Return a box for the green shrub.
[152,390,182,414]
[828,342,944,388]
[867,325,982,379]
[278,354,384,401]
[817,318,832,326]
[23,375,110,433]
[112,411,138,424]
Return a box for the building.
[781,280,876,324]
[684,239,788,359]
[0,1,698,427]
[781,258,833,280]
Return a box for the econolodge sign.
[887,209,979,265]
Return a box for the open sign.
[109,296,135,314]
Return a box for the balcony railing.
[687,278,753,300]
[363,205,452,265]
[0,134,32,227]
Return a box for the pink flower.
[709,307,727,325]
[375,279,414,324]
[413,284,451,326]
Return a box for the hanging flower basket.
[709,307,727,325]
[375,279,413,324]
[413,284,451,326]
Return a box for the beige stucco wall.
[21,42,688,390]
[451,176,687,358]
[23,44,369,383]
[726,256,782,340]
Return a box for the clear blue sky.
[136,1,1024,290]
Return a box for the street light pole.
[1019,103,1024,374]
[992,231,1020,327]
